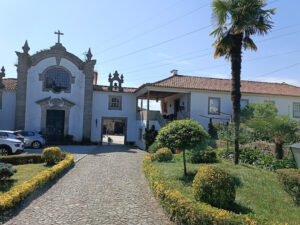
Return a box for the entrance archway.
[101,117,127,145]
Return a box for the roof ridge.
[94,84,137,89]
[167,74,300,88]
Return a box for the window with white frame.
[293,102,300,118]
[108,96,122,110]
[240,99,249,109]
[208,97,220,115]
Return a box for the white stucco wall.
[190,91,300,130]
[0,90,16,130]
[91,91,138,143]
[25,57,85,141]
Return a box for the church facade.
[1,39,300,149]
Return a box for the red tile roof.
[93,85,136,93]
[138,75,300,97]
[2,78,17,91]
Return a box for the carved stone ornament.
[0,66,5,88]
[108,71,124,92]
[49,98,64,107]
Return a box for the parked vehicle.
[14,130,46,149]
[0,132,24,155]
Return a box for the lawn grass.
[154,157,300,225]
[0,163,48,194]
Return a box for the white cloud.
[156,52,192,66]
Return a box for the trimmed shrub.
[42,147,62,165]
[0,163,17,180]
[156,119,209,176]
[148,141,162,154]
[192,165,236,209]
[277,169,300,205]
[187,146,217,164]
[153,148,173,162]
[0,154,43,165]
[0,153,74,211]
[143,155,262,225]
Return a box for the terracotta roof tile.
[2,79,17,91]
[143,75,300,97]
[93,85,136,93]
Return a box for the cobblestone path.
[5,146,173,225]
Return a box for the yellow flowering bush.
[42,147,62,165]
[143,155,264,225]
[152,148,173,162]
[0,153,74,212]
[192,165,236,209]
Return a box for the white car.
[0,136,24,156]
[14,130,46,149]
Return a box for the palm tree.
[210,0,275,164]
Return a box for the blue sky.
[0,0,299,88]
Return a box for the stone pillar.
[82,49,96,140]
[146,90,150,129]
[15,41,32,130]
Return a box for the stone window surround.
[39,65,75,94]
[36,97,75,135]
[293,102,300,118]
[208,97,221,115]
[108,95,122,110]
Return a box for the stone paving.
[4,145,173,225]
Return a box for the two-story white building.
[0,40,300,149]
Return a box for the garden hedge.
[0,154,43,165]
[0,153,74,211]
[143,155,265,225]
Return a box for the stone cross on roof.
[54,30,64,44]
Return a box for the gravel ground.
[23,145,98,162]
[4,145,173,225]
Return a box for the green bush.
[277,169,300,205]
[192,165,236,209]
[143,125,158,150]
[156,119,209,176]
[153,148,173,162]
[187,146,217,164]
[218,148,296,171]
[143,155,262,225]
[64,134,74,144]
[148,141,162,154]
[0,154,43,165]
[41,147,62,165]
[0,162,17,179]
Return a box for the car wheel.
[0,146,10,156]
[32,141,41,149]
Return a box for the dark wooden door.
[46,110,65,143]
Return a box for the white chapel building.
[0,39,300,149]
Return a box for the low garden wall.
[143,155,264,225]
[0,153,74,211]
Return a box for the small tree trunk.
[275,142,284,159]
[230,34,243,165]
[183,149,187,176]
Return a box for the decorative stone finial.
[22,40,30,54]
[108,70,124,92]
[0,66,5,88]
[86,48,93,61]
